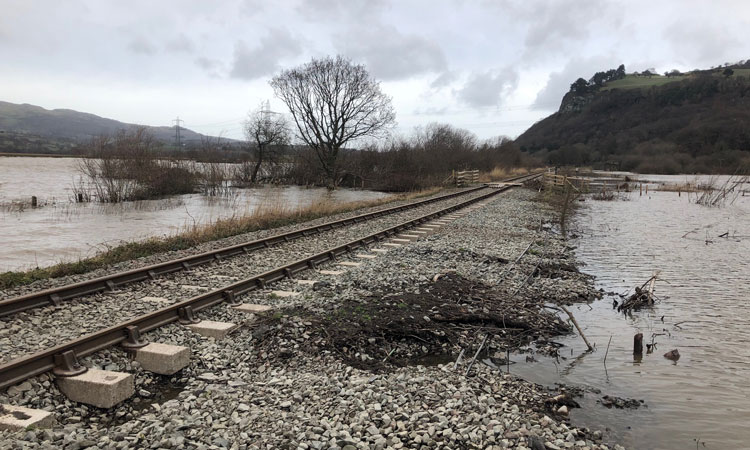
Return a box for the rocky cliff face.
[558,91,595,113]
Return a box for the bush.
[77,128,198,202]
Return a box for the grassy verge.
[0,187,442,290]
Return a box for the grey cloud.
[296,0,387,22]
[127,37,156,55]
[430,71,458,90]
[195,57,220,70]
[337,25,447,80]
[663,22,741,66]
[455,68,519,108]
[240,0,265,16]
[229,28,302,80]
[533,56,618,110]
[165,34,195,53]
[412,106,449,116]
[521,1,619,58]
[194,57,224,77]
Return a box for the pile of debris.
[616,272,660,313]
[254,273,572,371]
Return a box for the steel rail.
[0,172,538,317]
[0,186,491,317]
[0,173,541,389]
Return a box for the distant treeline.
[197,123,529,191]
[569,64,627,95]
[322,124,527,191]
[516,74,750,173]
[73,124,530,196]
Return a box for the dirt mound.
[253,273,571,371]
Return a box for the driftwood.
[634,333,643,355]
[465,333,489,376]
[498,242,533,282]
[545,305,594,352]
[603,335,612,366]
[559,306,594,351]
[618,272,660,313]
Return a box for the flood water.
[509,175,750,449]
[0,157,389,271]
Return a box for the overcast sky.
[2,0,749,141]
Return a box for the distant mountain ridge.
[0,101,213,149]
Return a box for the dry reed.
[478,166,532,182]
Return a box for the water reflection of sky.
[509,185,749,450]
[0,157,390,271]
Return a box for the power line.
[173,116,183,148]
[186,117,247,128]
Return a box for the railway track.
[0,186,490,317]
[0,172,541,391]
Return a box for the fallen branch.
[559,306,594,351]
[465,333,489,377]
[498,242,534,282]
[604,335,612,366]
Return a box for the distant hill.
[0,101,220,154]
[517,62,750,173]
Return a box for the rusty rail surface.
[0,172,542,389]
[1,187,490,317]
[0,172,538,317]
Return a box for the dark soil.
[254,273,572,372]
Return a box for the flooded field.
[510,175,749,449]
[0,157,389,271]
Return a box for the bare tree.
[243,104,289,184]
[270,55,395,187]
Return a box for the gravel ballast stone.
[0,187,616,449]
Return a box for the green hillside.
[0,130,76,155]
[602,69,750,91]
[516,67,750,173]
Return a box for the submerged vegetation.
[70,123,531,202]
[692,173,749,207]
[75,128,198,203]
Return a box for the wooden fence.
[454,170,479,187]
[543,173,590,192]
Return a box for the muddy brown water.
[0,157,389,271]
[507,175,750,449]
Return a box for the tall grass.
[0,187,442,290]
[656,176,717,193]
[479,166,531,182]
[693,173,749,207]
